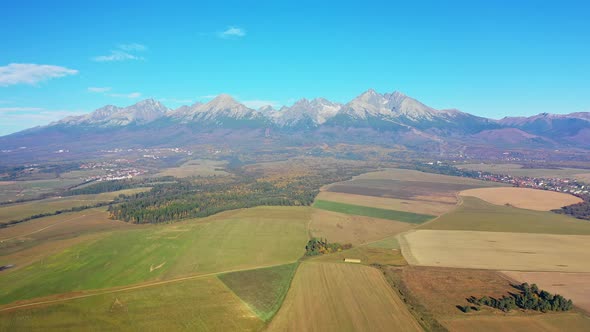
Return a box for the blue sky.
[1,0,589,135]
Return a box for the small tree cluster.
[304,238,352,256]
[465,283,573,313]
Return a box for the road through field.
[0,261,297,313]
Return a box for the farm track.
[0,261,298,313]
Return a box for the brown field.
[458,163,590,180]
[267,262,422,332]
[461,187,582,211]
[400,230,590,272]
[309,209,414,245]
[398,266,518,316]
[355,168,503,185]
[441,313,590,332]
[316,191,455,216]
[502,271,590,314]
[0,182,16,186]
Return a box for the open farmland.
[441,313,590,332]
[458,163,590,180]
[0,206,310,305]
[461,187,582,211]
[313,200,433,223]
[0,276,264,331]
[400,229,590,272]
[0,188,149,224]
[156,159,229,178]
[311,246,407,266]
[267,262,422,332]
[502,271,590,314]
[309,209,413,245]
[316,191,455,215]
[421,197,590,234]
[218,263,298,322]
[0,178,82,203]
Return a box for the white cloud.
[118,43,147,51]
[0,63,78,86]
[92,43,147,62]
[108,92,142,99]
[88,86,111,93]
[219,26,246,38]
[92,50,142,62]
[242,100,279,109]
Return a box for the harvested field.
[400,229,590,272]
[316,191,455,216]
[421,196,590,235]
[354,168,503,186]
[313,200,433,223]
[366,236,400,249]
[0,178,82,203]
[398,266,519,316]
[267,263,422,332]
[309,209,414,245]
[461,187,582,211]
[0,276,264,331]
[441,313,590,332]
[502,271,590,314]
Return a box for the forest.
[108,165,371,224]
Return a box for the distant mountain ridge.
[2,89,590,159]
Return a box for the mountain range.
[1,89,589,162]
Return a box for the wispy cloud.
[118,43,147,52]
[242,100,279,109]
[0,63,78,86]
[219,26,246,39]
[92,43,147,62]
[108,92,142,99]
[88,86,111,93]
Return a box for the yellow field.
[502,271,590,314]
[316,191,455,216]
[400,230,590,272]
[354,168,500,185]
[156,159,229,177]
[461,187,582,211]
[441,313,590,332]
[267,262,422,332]
[309,209,413,245]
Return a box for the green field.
[0,206,310,305]
[0,178,82,203]
[218,263,298,322]
[313,200,434,224]
[0,276,264,331]
[366,236,400,249]
[0,188,150,224]
[420,196,590,234]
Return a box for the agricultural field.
[267,262,422,332]
[440,313,590,332]
[0,276,264,331]
[400,229,590,272]
[316,191,456,216]
[421,196,590,234]
[0,188,149,224]
[156,159,229,178]
[0,178,82,203]
[218,263,298,322]
[458,163,590,180]
[502,271,590,314]
[461,187,582,211]
[0,206,310,305]
[313,200,434,223]
[309,209,413,245]
[311,246,407,267]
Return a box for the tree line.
[304,238,352,256]
[460,283,573,313]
